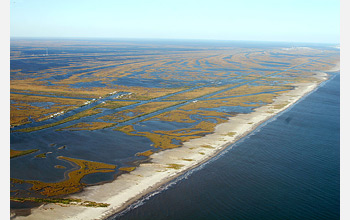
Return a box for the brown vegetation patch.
[135,150,154,157]
[180,92,288,111]
[10,149,39,159]
[100,101,181,123]
[167,164,184,170]
[59,122,116,131]
[114,125,137,135]
[11,78,117,99]
[224,132,236,137]
[211,84,292,98]
[164,85,231,100]
[113,86,185,100]
[26,156,116,197]
[10,197,109,207]
[35,153,47,158]
[182,158,194,161]
[147,109,230,124]
[95,101,138,109]
[10,94,88,127]
[14,107,102,132]
[200,145,214,149]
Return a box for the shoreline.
[13,67,339,220]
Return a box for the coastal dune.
[14,68,337,220]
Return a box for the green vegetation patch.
[224,132,236,137]
[35,153,47,158]
[182,158,194,162]
[167,163,184,170]
[10,197,109,207]
[200,145,214,149]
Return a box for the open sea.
[111,72,340,220]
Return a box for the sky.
[10,0,340,43]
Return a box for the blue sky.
[10,0,339,43]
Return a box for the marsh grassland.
[10,39,339,216]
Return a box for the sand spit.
[13,69,338,220]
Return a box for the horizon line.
[9,36,339,45]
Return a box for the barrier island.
[10,39,339,219]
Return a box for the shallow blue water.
[113,73,340,220]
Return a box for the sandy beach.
[12,65,339,220]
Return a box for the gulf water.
[113,73,340,220]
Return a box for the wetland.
[10,38,339,219]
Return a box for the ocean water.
[112,73,340,220]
